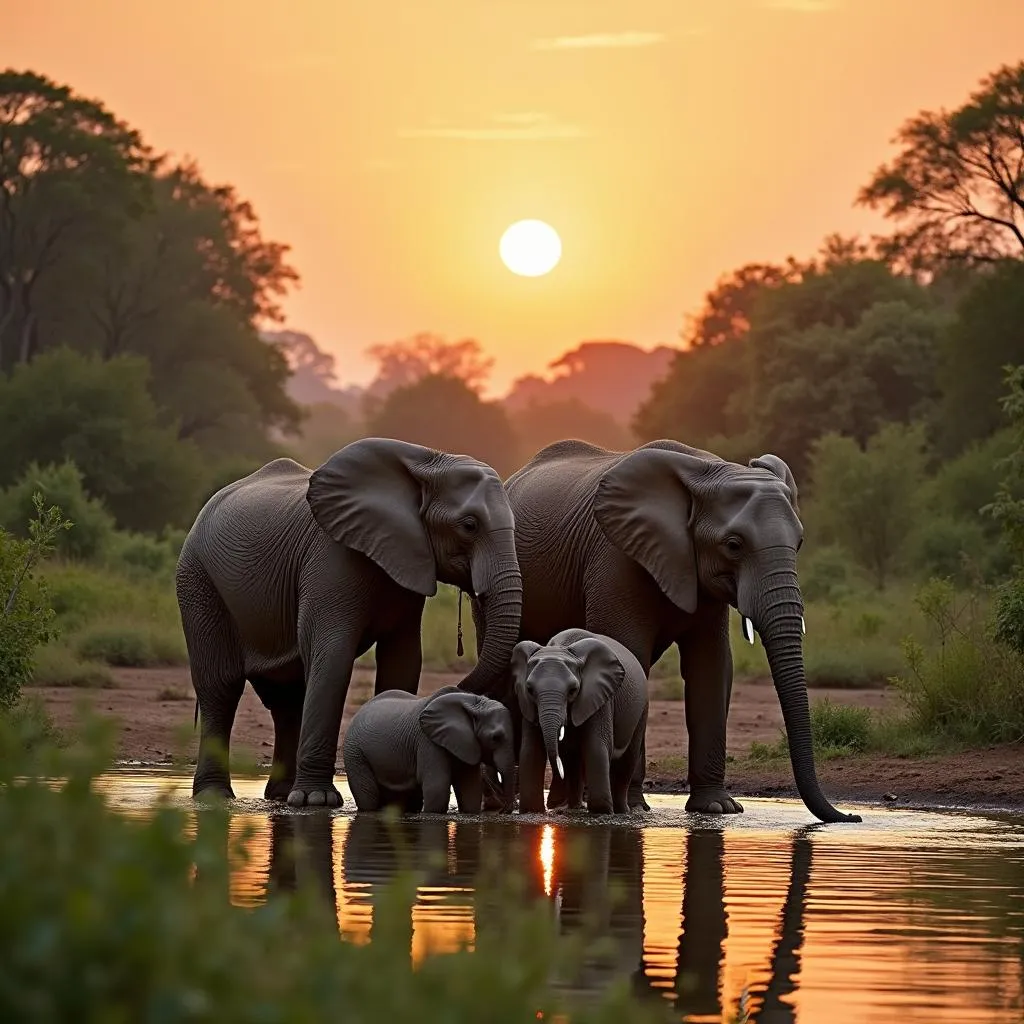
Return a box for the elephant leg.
[177,559,245,800]
[288,631,357,808]
[613,706,648,814]
[249,677,304,801]
[418,745,454,813]
[344,748,381,811]
[626,733,650,812]
[582,729,613,816]
[374,615,424,696]
[679,608,743,815]
[517,722,547,814]
[453,762,483,813]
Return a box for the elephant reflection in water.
[675,827,817,1023]
[266,813,339,929]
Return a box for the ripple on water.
[89,770,1024,1023]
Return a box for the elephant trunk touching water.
[740,552,854,824]
[456,537,523,696]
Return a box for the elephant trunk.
[537,692,565,785]
[742,552,861,825]
[457,530,523,696]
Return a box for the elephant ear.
[749,453,799,512]
[594,447,709,614]
[567,637,625,726]
[511,640,543,723]
[419,691,483,764]
[306,437,438,596]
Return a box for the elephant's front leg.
[374,614,424,696]
[452,761,484,813]
[517,722,547,814]
[679,606,743,815]
[582,726,614,816]
[417,743,454,813]
[288,638,356,808]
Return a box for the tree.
[364,334,493,405]
[0,348,205,532]
[285,401,363,468]
[0,70,151,369]
[508,398,631,460]
[807,424,929,589]
[365,374,519,478]
[858,61,1024,269]
[934,261,1024,453]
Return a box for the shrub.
[0,710,670,1024]
[910,514,992,584]
[0,461,116,561]
[30,646,114,688]
[103,529,182,582]
[992,576,1024,656]
[798,544,851,602]
[747,697,875,762]
[74,621,187,667]
[891,579,1024,745]
[0,494,72,709]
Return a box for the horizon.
[7,0,1024,395]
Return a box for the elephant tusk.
[801,615,806,636]
[554,756,564,779]
[742,616,756,645]
[496,771,503,785]
[558,725,565,742]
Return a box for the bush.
[910,514,993,584]
[747,697,875,762]
[103,529,183,582]
[0,494,72,709]
[30,646,114,689]
[0,710,669,1024]
[891,579,1024,746]
[798,543,852,602]
[0,461,116,561]
[993,576,1024,656]
[74,621,187,667]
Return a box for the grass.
[156,687,189,702]
[30,645,114,688]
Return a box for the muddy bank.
[30,665,1023,813]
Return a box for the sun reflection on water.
[540,824,556,897]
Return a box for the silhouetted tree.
[366,374,519,478]
[364,333,493,406]
[508,398,631,460]
[858,61,1024,270]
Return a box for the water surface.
[95,771,1024,1023]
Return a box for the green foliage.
[992,576,1024,656]
[796,544,852,602]
[891,579,1024,746]
[0,461,115,561]
[807,424,929,589]
[74,620,187,668]
[0,710,668,1024]
[29,646,114,689]
[0,494,73,708]
[747,696,874,762]
[0,348,205,532]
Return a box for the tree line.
[2,62,1023,602]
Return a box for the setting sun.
[499,220,561,278]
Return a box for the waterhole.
[96,771,1024,1022]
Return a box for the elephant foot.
[685,786,743,814]
[286,783,343,808]
[264,776,295,802]
[193,781,234,802]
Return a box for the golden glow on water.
[93,774,1024,1022]
[540,824,556,898]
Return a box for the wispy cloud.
[760,0,840,11]
[531,31,666,51]
[397,112,587,142]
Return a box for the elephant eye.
[460,516,479,535]
[725,536,743,554]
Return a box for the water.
[94,770,1024,1022]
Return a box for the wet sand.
[32,665,1024,812]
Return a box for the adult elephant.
[471,438,859,825]
[176,437,523,807]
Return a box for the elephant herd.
[175,434,861,825]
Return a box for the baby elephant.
[512,628,649,815]
[343,686,516,813]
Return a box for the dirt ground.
[34,666,1024,812]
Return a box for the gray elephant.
[474,439,859,824]
[175,437,523,808]
[342,686,516,812]
[511,628,649,815]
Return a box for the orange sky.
[7,1,1024,396]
